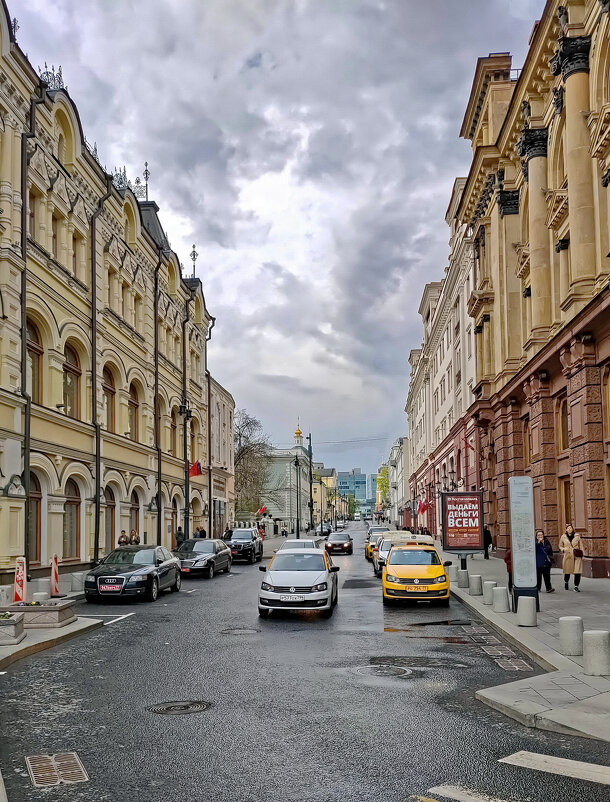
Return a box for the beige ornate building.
[0,3,234,584]
[456,1,610,576]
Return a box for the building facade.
[337,468,367,503]
[260,427,312,534]
[387,437,409,528]
[0,4,234,582]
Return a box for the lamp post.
[179,401,192,538]
[333,487,337,531]
[448,469,456,491]
[294,455,301,539]
[306,433,314,533]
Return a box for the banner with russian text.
[441,491,484,552]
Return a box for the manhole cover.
[26,753,89,787]
[372,656,469,669]
[146,700,212,715]
[356,665,412,677]
[221,627,260,635]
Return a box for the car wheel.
[258,607,270,618]
[224,560,232,573]
[85,596,96,604]
[257,548,263,562]
[147,577,159,602]
[171,571,181,593]
[322,602,334,618]
[437,598,450,607]
[250,550,256,565]
[382,594,392,607]
[206,563,215,579]
[332,587,338,607]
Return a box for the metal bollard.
[457,569,469,588]
[492,586,510,613]
[583,630,610,677]
[446,565,458,583]
[559,616,583,656]
[517,595,537,627]
[469,575,483,596]
[482,580,497,605]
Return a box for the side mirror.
[258,565,267,572]
[330,565,340,572]
[443,560,453,567]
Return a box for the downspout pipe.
[91,176,113,564]
[205,316,216,536]
[153,250,164,546]
[21,85,47,574]
[181,291,194,538]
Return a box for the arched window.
[128,383,139,441]
[559,399,569,452]
[29,472,42,564]
[105,486,115,553]
[170,410,177,456]
[63,343,81,419]
[102,367,116,432]
[130,490,139,535]
[63,478,80,559]
[57,133,65,164]
[26,319,43,404]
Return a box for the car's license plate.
[405,585,428,592]
[231,550,237,555]
[100,584,121,592]
[280,594,305,602]
[182,567,190,572]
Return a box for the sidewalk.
[443,549,610,742]
[0,616,103,671]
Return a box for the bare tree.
[234,409,273,513]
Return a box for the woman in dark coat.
[535,529,555,593]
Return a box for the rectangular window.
[134,295,142,333]
[28,193,36,238]
[72,234,78,275]
[559,478,572,533]
[122,284,128,320]
[52,216,59,258]
[467,327,472,358]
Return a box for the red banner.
[442,492,483,551]
[13,556,26,603]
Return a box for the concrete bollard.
[482,580,497,605]
[492,586,510,613]
[517,596,537,627]
[457,569,469,588]
[469,575,483,596]
[33,591,49,603]
[583,630,610,677]
[447,565,458,583]
[559,616,583,656]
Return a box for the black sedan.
[173,539,232,578]
[84,545,180,603]
[223,529,264,563]
[324,533,354,555]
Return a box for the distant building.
[367,473,378,499]
[260,426,312,534]
[337,469,367,503]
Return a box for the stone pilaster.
[559,337,608,576]
[555,237,570,307]
[492,402,525,552]
[523,372,558,536]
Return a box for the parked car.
[335,520,347,530]
[173,538,232,578]
[364,527,391,560]
[277,539,318,551]
[315,522,332,537]
[380,543,452,607]
[258,548,340,618]
[372,533,433,576]
[223,528,263,563]
[84,545,180,603]
[325,533,353,555]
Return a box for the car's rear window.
[270,553,326,572]
[388,549,441,566]
[328,534,348,542]
[105,548,156,565]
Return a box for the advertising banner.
[508,476,537,589]
[13,556,26,602]
[441,492,483,552]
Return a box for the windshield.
[105,549,156,565]
[370,527,389,534]
[177,540,214,554]
[280,541,313,549]
[328,534,348,542]
[388,549,441,566]
[231,532,254,541]
[270,553,326,572]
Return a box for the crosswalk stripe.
[427,785,508,801]
[499,751,610,786]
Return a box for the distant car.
[335,520,346,530]
[258,548,340,618]
[325,533,353,555]
[173,538,232,578]
[315,523,332,537]
[364,527,391,560]
[277,539,318,551]
[84,545,180,602]
[223,529,264,563]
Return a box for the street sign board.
[441,491,483,553]
[508,476,537,588]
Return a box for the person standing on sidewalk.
[483,526,492,559]
[559,524,584,592]
[504,547,513,592]
[535,529,555,593]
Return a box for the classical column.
[523,373,558,536]
[474,324,484,383]
[492,402,525,554]
[0,120,14,245]
[552,36,595,297]
[11,125,21,243]
[517,127,551,339]
[555,238,570,307]
[482,314,492,378]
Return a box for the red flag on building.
[257,506,267,515]
[189,461,202,477]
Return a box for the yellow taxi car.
[364,526,391,561]
[380,543,452,607]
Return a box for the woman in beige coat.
[559,524,583,592]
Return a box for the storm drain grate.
[25,752,89,787]
[147,700,212,715]
[495,658,533,671]
[469,634,500,644]
[481,646,515,657]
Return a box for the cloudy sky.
[18,0,541,474]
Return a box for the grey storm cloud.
[16,0,542,472]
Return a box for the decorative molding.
[498,189,520,217]
[516,127,548,161]
[555,237,570,253]
[550,36,591,80]
[602,168,610,188]
[514,243,530,280]
[552,86,564,115]
[545,185,569,230]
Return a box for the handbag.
[573,548,584,559]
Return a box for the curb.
[0,617,103,671]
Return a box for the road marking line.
[499,751,610,785]
[428,786,508,802]
[103,613,135,626]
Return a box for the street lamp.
[448,469,456,491]
[179,401,192,538]
[294,455,301,539]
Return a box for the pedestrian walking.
[504,547,513,592]
[535,529,555,593]
[483,526,492,559]
[200,527,207,539]
[176,526,185,548]
[118,530,128,545]
[281,527,288,538]
[559,523,584,592]
[129,529,140,545]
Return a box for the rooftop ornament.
[112,163,150,200]
[190,244,198,278]
[38,62,66,92]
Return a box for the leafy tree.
[377,465,389,506]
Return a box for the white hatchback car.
[258,548,339,618]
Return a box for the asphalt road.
[1,522,609,802]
